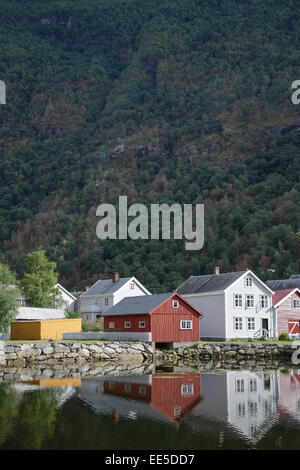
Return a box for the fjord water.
[0,367,300,450]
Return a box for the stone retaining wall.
[175,342,299,362]
[0,341,154,368]
[0,341,298,369]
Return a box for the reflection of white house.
[78,273,151,322]
[177,268,274,340]
[189,370,279,443]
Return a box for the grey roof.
[290,275,300,279]
[177,271,248,294]
[80,277,132,298]
[16,307,65,321]
[266,279,300,291]
[71,291,85,299]
[102,293,173,316]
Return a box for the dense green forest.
[0,0,300,292]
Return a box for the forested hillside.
[0,0,300,291]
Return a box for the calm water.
[0,366,300,450]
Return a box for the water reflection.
[0,367,300,449]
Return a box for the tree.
[0,263,20,332]
[21,250,60,308]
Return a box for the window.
[237,403,246,417]
[124,384,131,392]
[246,295,254,308]
[247,317,255,331]
[124,322,131,328]
[293,299,300,309]
[249,378,257,392]
[234,294,242,308]
[181,384,194,395]
[139,321,145,328]
[104,297,109,306]
[139,386,146,395]
[173,406,181,417]
[236,378,244,392]
[108,322,115,329]
[261,295,268,308]
[172,300,179,308]
[130,282,135,290]
[96,314,101,319]
[245,277,253,287]
[180,320,192,329]
[234,317,243,331]
[109,381,115,389]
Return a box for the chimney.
[214,266,220,275]
[112,272,119,282]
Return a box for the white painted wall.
[225,273,274,339]
[183,292,226,339]
[79,277,150,322]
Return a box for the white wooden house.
[78,272,151,322]
[177,268,274,340]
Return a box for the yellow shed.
[10,318,82,340]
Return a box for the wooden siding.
[276,291,300,335]
[11,318,82,340]
[103,314,150,332]
[103,380,152,402]
[151,294,201,342]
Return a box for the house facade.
[102,292,203,346]
[177,269,274,341]
[271,288,300,338]
[78,272,151,322]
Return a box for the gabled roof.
[177,270,248,294]
[102,292,202,317]
[102,293,172,316]
[266,279,300,291]
[80,277,132,298]
[290,274,300,279]
[272,288,300,308]
[55,283,76,300]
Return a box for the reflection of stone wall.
[0,342,154,368]
[0,362,154,384]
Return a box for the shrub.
[82,321,103,332]
[279,332,290,341]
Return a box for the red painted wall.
[103,314,150,332]
[276,291,300,335]
[151,294,201,342]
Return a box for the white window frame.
[108,321,115,329]
[260,295,268,308]
[124,322,131,328]
[139,386,146,395]
[247,317,255,331]
[172,300,179,308]
[245,277,253,287]
[293,299,300,310]
[139,321,146,328]
[130,282,135,290]
[104,297,109,306]
[180,320,192,330]
[246,294,254,308]
[234,294,243,308]
[235,378,244,393]
[124,384,131,392]
[234,317,243,331]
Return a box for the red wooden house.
[272,288,300,337]
[102,292,203,346]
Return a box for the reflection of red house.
[103,373,203,425]
[277,370,300,423]
[102,293,203,344]
[272,288,300,336]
